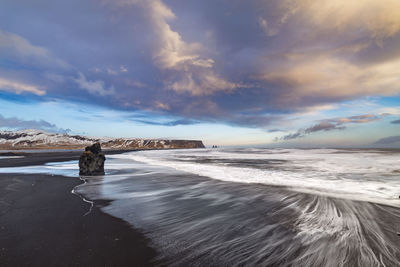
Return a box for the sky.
[0,0,400,147]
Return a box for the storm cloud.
[1,0,400,128]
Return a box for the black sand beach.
[0,152,158,267]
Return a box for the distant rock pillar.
[79,142,106,175]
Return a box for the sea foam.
[122,148,400,206]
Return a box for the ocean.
[2,148,400,266]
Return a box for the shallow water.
[1,148,400,266]
[0,156,24,159]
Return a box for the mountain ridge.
[0,129,205,150]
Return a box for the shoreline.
[0,151,159,267]
[0,147,206,168]
[0,150,137,168]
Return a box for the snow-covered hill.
[0,129,205,150]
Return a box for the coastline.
[0,147,206,168]
[0,151,159,267]
[0,150,137,168]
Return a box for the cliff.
[0,130,205,150]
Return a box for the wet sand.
[0,152,158,267]
[0,150,135,168]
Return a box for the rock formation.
[79,142,105,175]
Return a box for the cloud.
[0,114,70,133]
[0,29,68,68]
[120,66,128,73]
[259,55,400,106]
[154,101,170,110]
[74,73,115,96]
[304,122,345,134]
[327,114,381,124]
[281,131,303,141]
[133,118,200,126]
[90,66,128,76]
[280,114,381,140]
[111,0,241,96]
[128,0,213,71]
[0,77,45,95]
[258,17,278,37]
[374,136,400,145]
[282,122,345,140]
[267,129,284,133]
[279,0,400,40]
[1,0,400,131]
[167,73,241,96]
[391,119,400,124]
[147,1,209,70]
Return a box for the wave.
[74,162,400,266]
[123,148,400,207]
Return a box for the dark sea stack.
[79,142,105,175]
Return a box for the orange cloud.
[260,54,400,102]
[280,0,400,40]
